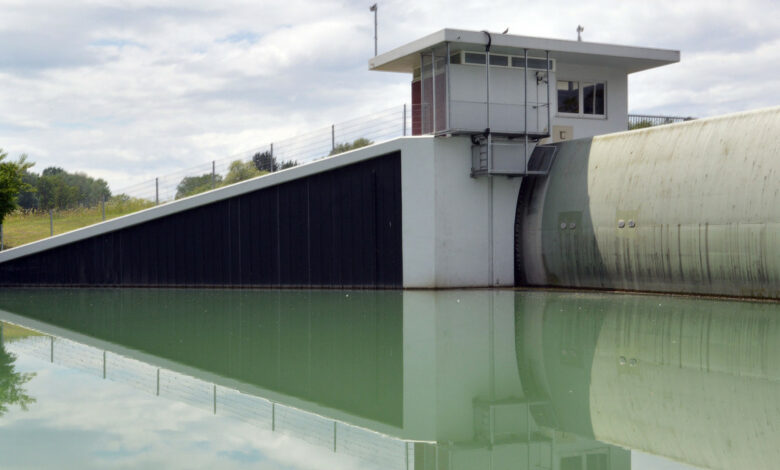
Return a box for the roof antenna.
[577,25,584,41]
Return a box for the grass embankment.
[2,198,154,250]
[1,323,43,342]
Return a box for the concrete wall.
[518,106,780,299]
[401,136,521,287]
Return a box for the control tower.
[370,29,679,176]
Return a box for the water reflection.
[0,289,777,469]
[0,323,36,416]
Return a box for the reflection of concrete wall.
[591,300,780,470]
[519,292,780,470]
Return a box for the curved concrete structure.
[516,292,780,470]
[517,106,780,298]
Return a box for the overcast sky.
[0,0,778,192]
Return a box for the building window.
[557,80,606,116]
[557,81,580,114]
[583,82,605,115]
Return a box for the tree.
[0,342,35,416]
[223,160,262,185]
[628,120,654,130]
[329,137,373,156]
[175,173,223,199]
[252,151,297,173]
[17,166,110,210]
[0,150,34,224]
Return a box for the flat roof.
[369,28,679,74]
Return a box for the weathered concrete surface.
[516,292,780,470]
[517,106,780,299]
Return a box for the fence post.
[101,196,106,221]
[211,161,216,189]
[403,104,407,136]
[331,124,335,152]
[155,178,159,205]
[49,209,53,237]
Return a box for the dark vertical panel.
[278,178,309,286]
[0,152,402,287]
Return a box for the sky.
[0,0,778,193]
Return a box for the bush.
[329,138,373,156]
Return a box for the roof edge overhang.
[369,28,679,74]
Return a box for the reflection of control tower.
[0,289,625,470]
[402,292,627,470]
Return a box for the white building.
[370,29,679,176]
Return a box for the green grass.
[1,323,43,342]
[2,198,155,250]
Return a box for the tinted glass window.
[558,81,579,113]
[583,82,606,115]
[595,83,605,114]
[584,82,595,114]
[464,52,486,64]
[489,54,508,66]
[527,58,548,69]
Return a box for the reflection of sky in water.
[0,353,366,470]
[0,343,703,470]
[0,287,755,470]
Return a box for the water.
[0,288,776,469]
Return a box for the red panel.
[411,80,421,136]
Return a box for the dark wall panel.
[0,152,402,287]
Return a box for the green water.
[0,288,776,469]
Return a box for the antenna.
[577,25,584,42]
[370,4,378,56]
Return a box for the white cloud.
[0,0,777,191]
[0,353,374,469]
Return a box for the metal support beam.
[419,53,425,133]
[431,52,436,133]
[445,42,451,132]
[546,50,552,137]
[524,49,529,174]
[403,103,407,136]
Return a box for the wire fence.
[1,322,414,470]
[111,104,411,204]
[628,113,694,129]
[0,108,691,250]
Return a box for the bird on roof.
[502,27,509,34]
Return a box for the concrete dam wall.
[1,106,778,295]
[517,106,780,299]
